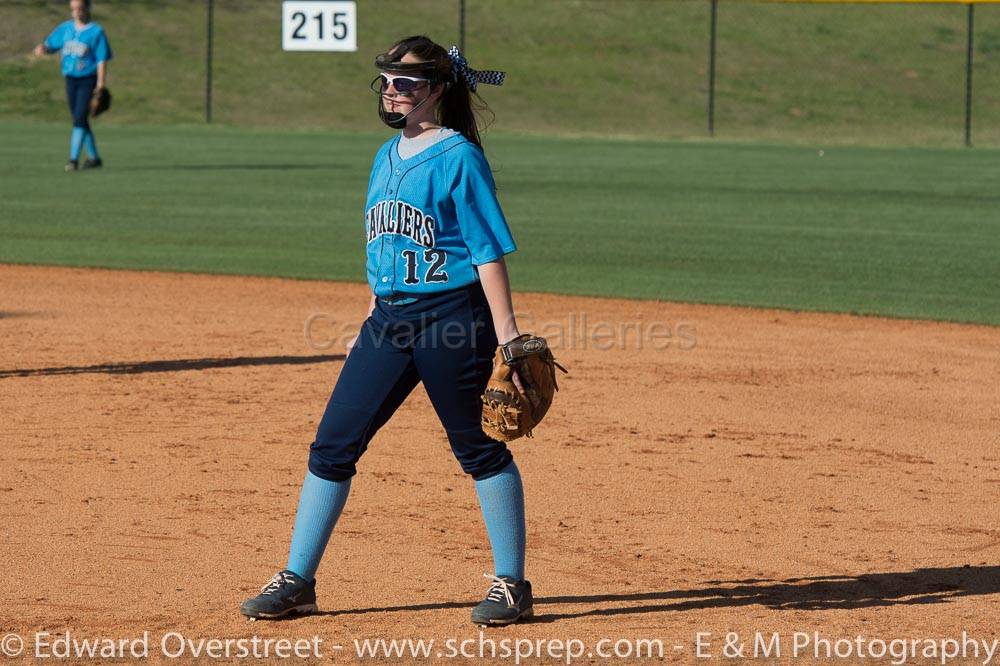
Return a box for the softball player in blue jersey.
[241,36,533,626]
[32,0,112,171]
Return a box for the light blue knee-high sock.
[69,127,85,161]
[475,460,526,581]
[286,471,351,582]
[82,130,100,160]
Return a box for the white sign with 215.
[282,1,356,52]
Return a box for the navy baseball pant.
[65,74,96,130]
[308,282,513,482]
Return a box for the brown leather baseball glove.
[90,86,111,118]
[481,334,567,442]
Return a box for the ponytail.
[438,83,493,150]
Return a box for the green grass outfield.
[1,121,998,325]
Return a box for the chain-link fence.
[709,1,1000,146]
[2,0,999,146]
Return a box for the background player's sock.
[69,127,85,162]
[475,460,526,581]
[286,470,351,582]
[82,130,101,161]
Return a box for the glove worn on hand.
[481,334,567,442]
[90,86,111,118]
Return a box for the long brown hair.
[382,36,494,149]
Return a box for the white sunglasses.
[372,72,431,95]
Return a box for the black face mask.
[379,107,407,129]
[377,94,430,129]
[376,78,448,129]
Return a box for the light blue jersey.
[365,132,516,298]
[44,20,112,78]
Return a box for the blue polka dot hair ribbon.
[447,46,506,91]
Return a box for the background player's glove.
[90,86,111,117]
[481,334,567,442]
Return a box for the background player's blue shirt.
[365,132,517,298]
[44,21,112,78]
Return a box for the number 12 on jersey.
[402,249,449,286]
[282,1,357,52]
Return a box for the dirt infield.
[2,264,998,663]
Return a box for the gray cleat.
[240,569,317,620]
[471,574,533,626]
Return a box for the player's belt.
[380,294,420,305]
[379,283,482,307]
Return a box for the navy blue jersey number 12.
[402,249,449,286]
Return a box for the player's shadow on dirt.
[312,566,1000,621]
[0,310,44,319]
[0,354,343,379]
[525,565,1000,622]
[121,163,346,172]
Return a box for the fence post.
[459,0,466,53]
[708,0,718,137]
[206,0,214,124]
[965,2,974,147]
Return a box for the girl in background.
[33,0,112,171]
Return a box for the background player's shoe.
[82,158,103,170]
[65,160,78,172]
[240,569,317,619]
[471,574,533,626]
